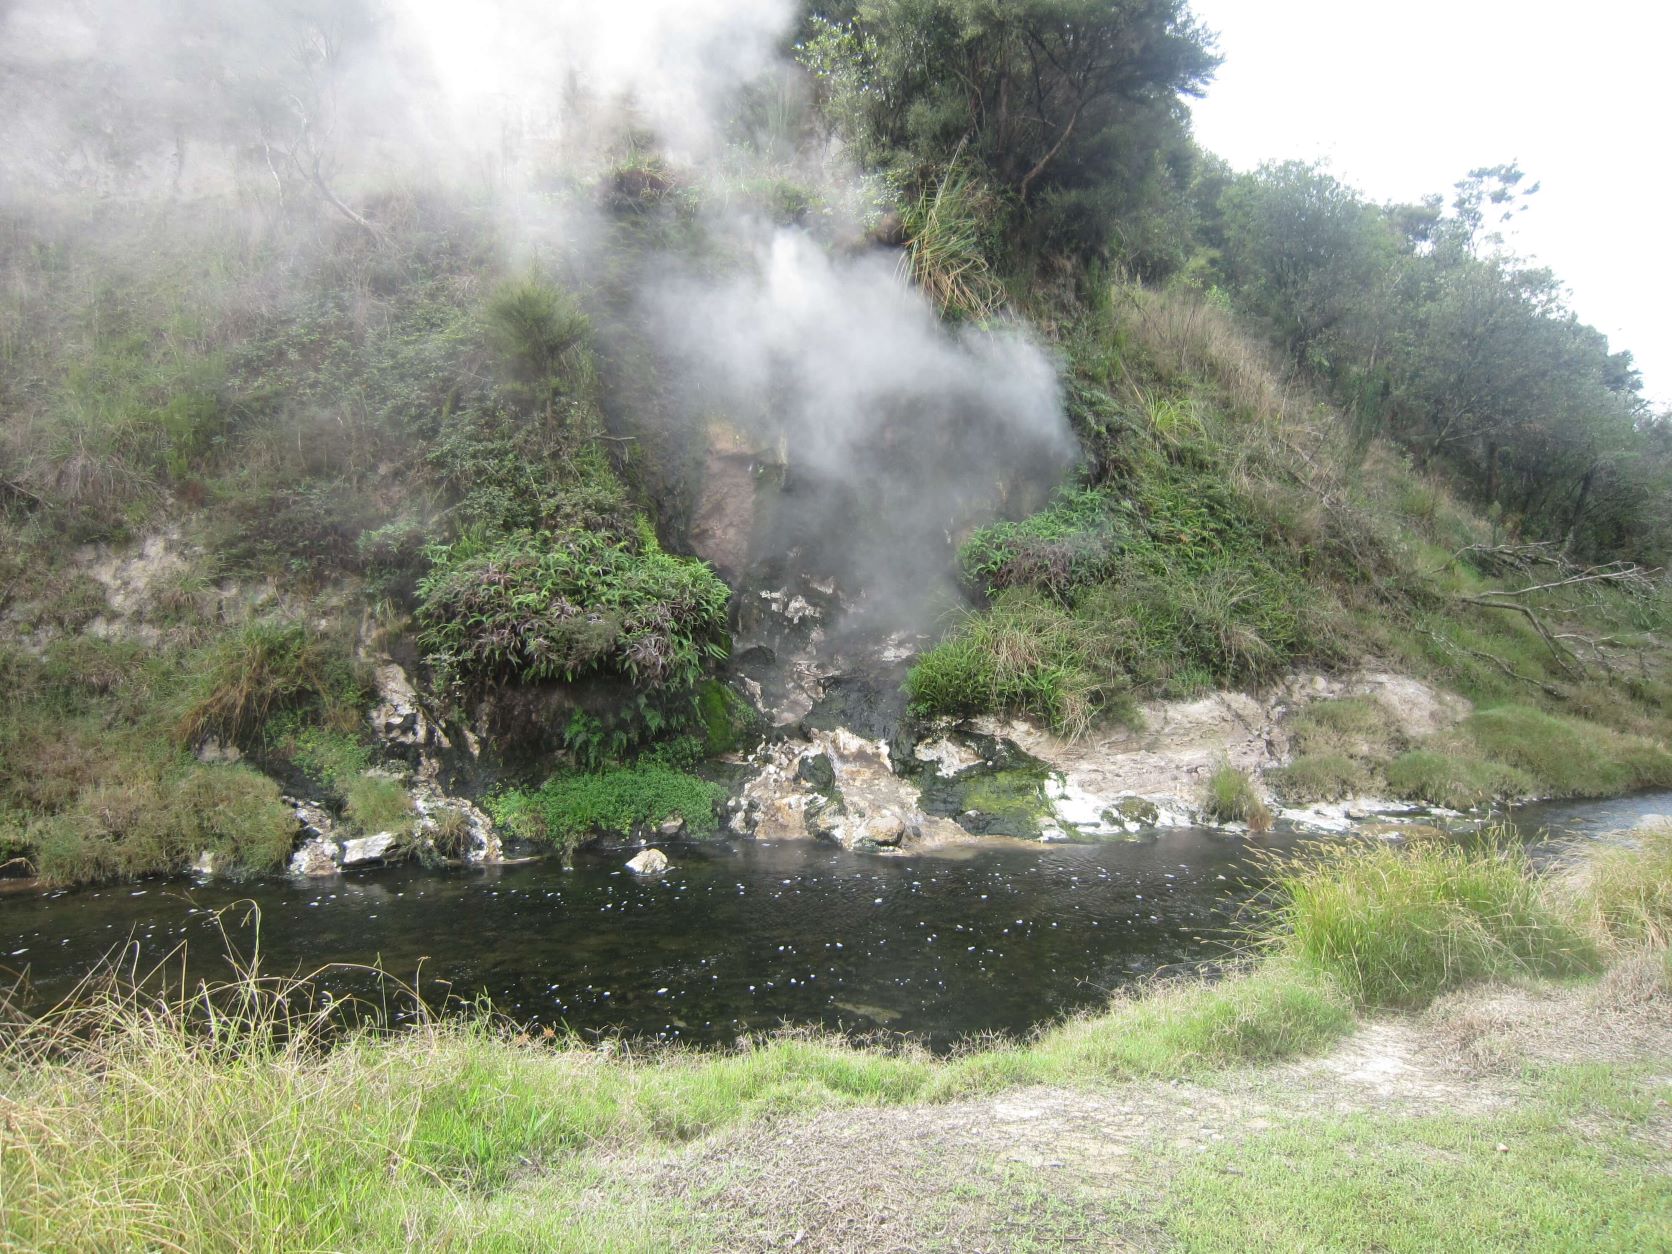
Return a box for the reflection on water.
[3,792,1665,1047]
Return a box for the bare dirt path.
[604,962,1672,1252]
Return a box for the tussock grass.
[343,773,418,837]
[1464,705,1672,799]
[1383,748,1533,811]
[1257,836,1598,1008]
[1287,696,1401,760]
[1269,752,1372,804]
[1558,822,1672,955]
[905,590,1133,738]
[1201,764,1274,831]
[175,620,367,749]
[898,167,1005,320]
[1120,285,1302,429]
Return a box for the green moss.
[933,764,1053,839]
[694,680,759,756]
[281,725,373,796]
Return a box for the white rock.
[195,737,242,765]
[341,833,398,866]
[914,736,983,776]
[289,838,341,878]
[627,848,670,875]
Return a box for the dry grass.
[899,168,1006,320]
[1120,285,1305,430]
[1554,822,1672,955]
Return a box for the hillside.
[1,1,1669,888]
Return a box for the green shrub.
[416,529,730,693]
[958,487,1125,599]
[282,726,373,796]
[1383,749,1533,811]
[1270,753,1370,804]
[485,278,589,396]
[1258,837,1598,1007]
[1202,764,1273,831]
[488,765,726,856]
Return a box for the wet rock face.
[689,421,773,585]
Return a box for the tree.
[801,0,1219,262]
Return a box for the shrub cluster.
[416,529,731,693]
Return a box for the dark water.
[4,791,1666,1047]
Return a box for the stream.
[3,791,1666,1047]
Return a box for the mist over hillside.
[1,0,1668,892]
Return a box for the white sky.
[1187,0,1671,410]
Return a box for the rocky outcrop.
[969,669,1469,836]
[730,726,966,851]
[341,832,398,866]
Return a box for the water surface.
[4,792,1664,1047]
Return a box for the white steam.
[0,0,1078,622]
[649,231,1075,612]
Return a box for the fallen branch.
[1422,629,1564,698]
[1457,595,1584,678]
[308,156,382,244]
[1472,564,1649,601]
[1426,541,1563,578]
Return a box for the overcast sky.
[1187,0,1670,410]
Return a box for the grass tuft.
[1201,764,1274,831]
[1383,748,1533,811]
[1269,752,1371,804]
[1558,822,1672,954]
[1257,836,1598,1007]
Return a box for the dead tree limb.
[1422,629,1565,699]
[1457,596,1584,678]
[306,155,382,243]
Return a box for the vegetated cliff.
[2,3,1670,888]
